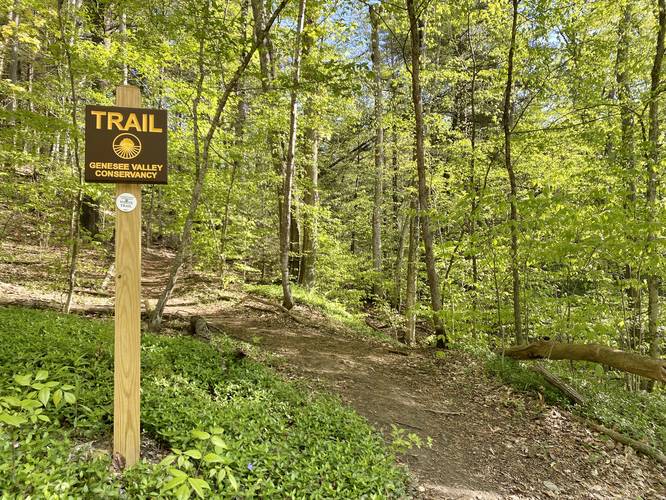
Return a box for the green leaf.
[20,399,41,410]
[227,468,239,491]
[168,468,188,478]
[188,477,210,498]
[163,474,187,490]
[63,392,76,404]
[175,483,191,500]
[14,374,31,386]
[203,452,223,463]
[34,370,48,381]
[38,388,50,407]
[61,384,74,391]
[191,430,210,440]
[211,436,227,449]
[216,467,226,483]
[53,389,63,408]
[159,454,177,467]
[0,413,27,426]
[184,449,202,460]
[1,396,22,407]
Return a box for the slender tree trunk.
[300,123,318,288]
[647,0,665,359]
[406,0,447,347]
[150,0,289,328]
[615,3,640,351]
[393,212,408,310]
[467,11,479,338]
[391,118,404,309]
[58,0,83,314]
[146,186,155,249]
[351,171,359,254]
[405,196,419,345]
[9,0,19,114]
[279,0,306,310]
[297,2,319,291]
[503,0,523,344]
[289,206,301,278]
[221,0,250,275]
[370,4,384,294]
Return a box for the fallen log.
[529,364,586,406]
[572,415,666,465]
[503,341,666,383]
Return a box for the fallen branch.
[243,303,279,314]
[395,420,424,430]
[572,415,666,465]
[387,349,410,356]
[530,364,586,406]
[242,295,318,327]
[364,317,390,332]
[503,341,666,383]
[425,408,463,416]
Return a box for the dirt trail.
[207,300,665,500]
[1,238,665,499]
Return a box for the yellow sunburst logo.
[112,133,142,160]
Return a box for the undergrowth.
[245,284,398,343]
[0,306,407,498]
[486,355,666,454]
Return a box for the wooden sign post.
[84,85,168,468]
[114,85,142,467]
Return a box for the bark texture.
[504,341,666,383]
[279,0,307,310]
[370,4,384,291]
[406,0,447,347]
[646,0,665,358]
[503,0,523,344]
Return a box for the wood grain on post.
[114,85,142,467]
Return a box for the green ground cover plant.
[0,306,407,498]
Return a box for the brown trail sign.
[85,85,167,468]
[85,103,167,184]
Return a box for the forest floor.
[0,238,665,499]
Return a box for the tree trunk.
[405,197,419,346]
[503,0,523,344]
[279,0,307,310]
[80,195,100,236]
[58,0,83,314]
[504,341,666,383]
[615,3,641,351]
[406,0,447,348]
[9,0,19,114]
[467,12,479,338]
[221,0,249,275]
[393,212,408,310]
[296,5,319,291]
[289,205,301,278]
[646,0,665,359]
[145,186,155,249]
[300,125,318,288]
[370,4,384,294]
